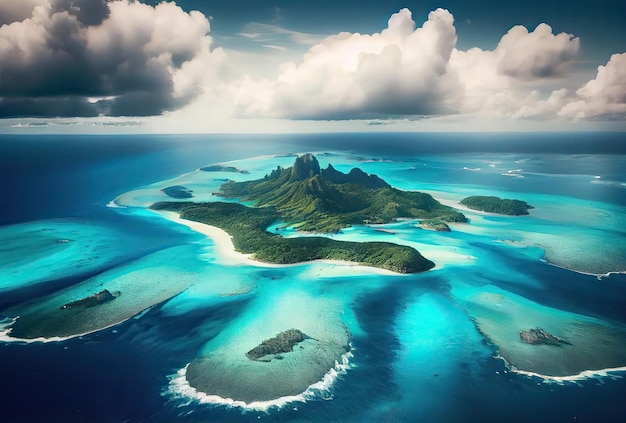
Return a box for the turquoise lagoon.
[0,134,625,422]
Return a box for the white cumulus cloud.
[234,8,590,122]
[428,22,580,118]
[237,8,460,119]
[495,23,580,79]
[559,53,626,119]
[2,4,623,125]
[0,0,226,117]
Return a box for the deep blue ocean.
[0,133,625,423]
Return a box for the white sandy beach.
[157,210,257,267]
[434,196,519,217]
[157,210,408,275]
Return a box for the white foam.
[166,349,354,411]
[501,172,524,178]
[497,355,626,383]
[542,259,626,279]
[589,179,626,189]
[0,315,130,344]
[106,200,125,209]
[463,167,481,171]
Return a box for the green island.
[218,154,467,232]
[460,195,533,215]
[200,164,250,174]
[152,154,469,273]
[152,201,434,272]
[420,219,452,232]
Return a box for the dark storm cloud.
[0,0,46,26]
[97,89,184,117]
[52,0,110,26]
[0,12,95,98]
[0,1,216,118]
[0,97,98,118]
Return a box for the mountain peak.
[290,153,321,181]
[218,152,467,234]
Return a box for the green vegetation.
[150,154,472,272]
[420,219,451,232]
[460,196,533,215]
[200,165,250,174]
[217,153,467,233]
[151,201,434,273]
[162,185,193,199]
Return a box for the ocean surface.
[0,133,625,422]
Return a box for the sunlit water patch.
[452,283,626,379]
[169,275,353,406]
[0,219,135,292]
[5,149,622,411]
[115,153,313,208]
[114,150,626,383]
[1,244,211,341]
[367,291,495,420]
[164,258,409,409]
[1,136,626,422]
[120,150,626,389]
[452,196,626,276]
[410,189,626,276]
[183,152,625,275]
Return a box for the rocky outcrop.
[520,328,571,346]
[200,165,250,174]
[420,219,451,232]
[162,185,193,199]
[246,329,308,361]
[61,289,120,310]
[289,153,321,181]
[322,164,389,189]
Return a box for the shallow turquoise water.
[0,219,129,292]
[1,140,625,422]
[114,152,626,388]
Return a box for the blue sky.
[166,0,625,59]
[0,0,625,133]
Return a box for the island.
[200,164,250,174]
[460,196,533,215]
[185,325,352,402]
[217,153,467,233]
[152,201,434,273]
[60,289,120,310]
[152,154,469,273]
[420,219,451,232]
[246,329,309,361]
[161,185,193,199]
[520,328,571,346]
